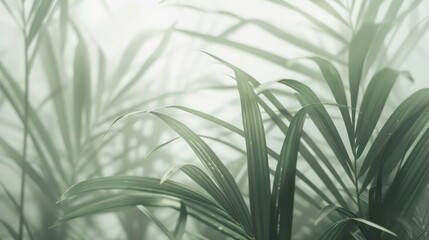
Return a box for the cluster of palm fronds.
[0,1,186,239]
[1,1,429,240]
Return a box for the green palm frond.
[1,1,429,240]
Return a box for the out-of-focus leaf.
[0,132,58,200]
[95,47,106,116]
[348,24,379,123]
[28,0,54,44]
[0,219,19,240]
[312,1,349,27]
[108,25,175,106]
[0,182,34,240]
[389,17,429,68]
[174,4,344,64]
[176,29,320,78]
[0,0,21,27]
[0,60,64,186]
[136,205,175,240]
[109,31,160,86]
[173,203,188,240]
[73,40,91,151]
[59,0,68,51]
[360,1,383,25]
[39,29,75,163]
[268,0,348,43]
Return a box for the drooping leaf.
[161,163,238,226]
[151,112,253,234]
[171,103,354,210]
[59,176,250,239]
[205,53,271,240]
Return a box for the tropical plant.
[0,1,189,239]
[57,51,429,239]
[1,0,429,240]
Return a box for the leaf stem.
[352,146,363,217]
[18,0,30,239]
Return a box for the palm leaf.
[348,24,379,123]
[355,68,400,156]
[59,176,250,239]
[204,54,271,240]
[359,89,429,191]
[271,107,307,239]
[151,112,253,234]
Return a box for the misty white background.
[1,0,429,238]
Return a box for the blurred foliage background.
[1,0,429,239]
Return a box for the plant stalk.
[18,0,30,239]
[352,146,362,217]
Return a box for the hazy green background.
[1,1,429,239]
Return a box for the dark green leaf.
[356,68,400,155]
[271,108,307,239]
[206,53,271,240]
[307,57,353,143]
